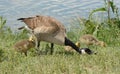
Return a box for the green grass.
[0,46,120,74]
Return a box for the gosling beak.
[29,36,34,41]
[80,48,94,55]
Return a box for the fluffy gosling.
[14,36,35,56]
[79,34,106,47]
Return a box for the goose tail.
[18,26,25,30]
[17,18,25,21]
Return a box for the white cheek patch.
[81,49,86,54]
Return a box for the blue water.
[0,0,120,30]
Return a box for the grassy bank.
[0,38,120,74]
[0,47,120,74]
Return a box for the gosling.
[14,36,35,56]
[79,34,106,47]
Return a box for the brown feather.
[18,15,65,31]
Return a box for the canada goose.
[14,36,35,56]
[79,34,106,47]
[17,15,93,54]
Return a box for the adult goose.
[18,15,93,54]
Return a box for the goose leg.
[37,41,40,49]
[36,41,40,51]
[24,52,27,56]
[50,43,54,55]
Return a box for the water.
[0,0,120,31]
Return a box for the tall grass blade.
[89,7,106,19]
[109,1,115,13]
[0,16,6,30]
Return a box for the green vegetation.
[0,0,120,73]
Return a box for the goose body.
[18,15,93,54]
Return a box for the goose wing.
[33,22,60,34]
[18,15,65,34]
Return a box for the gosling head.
[29,35,36,42]
[98,41,107,47]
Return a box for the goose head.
[80,48,97,55]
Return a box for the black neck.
[64,37,81,54]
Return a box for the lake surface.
[0,0,120,31]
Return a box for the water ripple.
[0,0,120,31]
